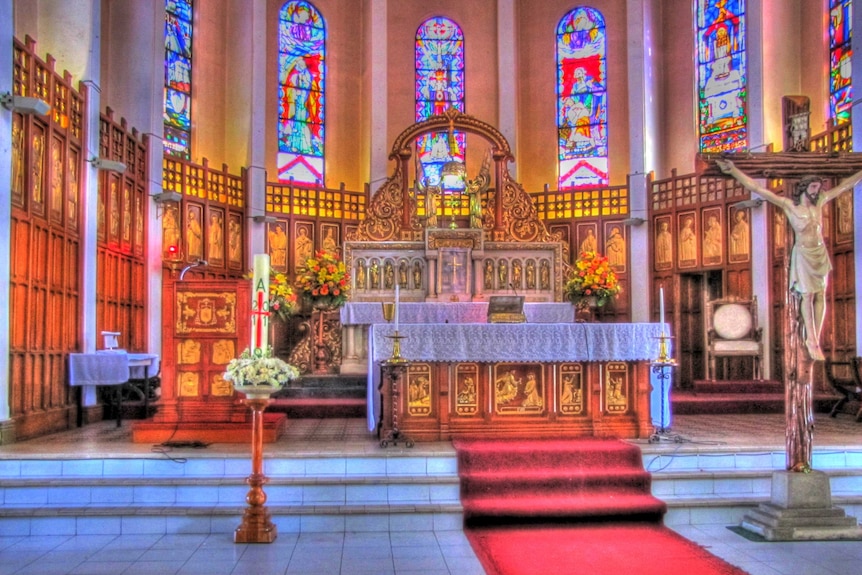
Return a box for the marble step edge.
[0,475,461,488]
[0,502,465,518]
[660,493,862,509]
[652,468,862,480]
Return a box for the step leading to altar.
[269,375,367,418]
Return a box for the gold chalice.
[382,302,395,323]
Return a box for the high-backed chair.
[705,296,762,380]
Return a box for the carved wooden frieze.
[407,363,433,417]
[454,363,479,416]
[605,362,629,414]
[493,363,544,415]
[559,363,585,415]
[175,291,237,335]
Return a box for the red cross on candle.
[251,288,270,351]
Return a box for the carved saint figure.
[512,260,522,288]
[498,260,508,287]
[655,221,672,266]
[495,369,520,404]
[369,260,380,289]
[703,215,722,262]
[678,216,696,263]
[605,226,626,270]
[399,260,409,288]
[522,373,542,408]
[228,218,242,263]
[718,159,862,361]
[186,208,203,259]
[412,261,422,289]
[730,210,750,261]
[384,260,395,289]
[208,213,224,261]
[162,204,181,254]
[356,260,367,289]
[579,228,597,253]
[484,259,494,290]
[294,226,313,265]
[540,260,551,290]
[268,224,288,269]
[526,260,536,290]
[322,227,338,252]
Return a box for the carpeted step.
[691,379,783,394]
[455,438,667,526]
[462,493,667,524]
[268,397,365,418]
[460,467,653,498]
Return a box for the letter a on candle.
[251,254,271,356]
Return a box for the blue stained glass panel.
[830,0,852,123]
[415,17,466,186]
[277,1,326,184]
[696,0,748,153]
[556,7,608,189]
[164,0,192,159]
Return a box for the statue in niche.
[268,223,288,269]
[579,228,597,253]
[730,210,750,261]
[606,226,626,270]
[186,208,203,259]
[369,260,380,289]
[228,218,242,264]
[837,191,853,236]
[415,153,439,228]
[11,119,23,197]
[412,261,422,289]
[540,260,550,290]
[162,204,181,253]
[512,260,522,288]
[702,215,722,263]
[655,220,673,266]
[384,260,395,289]
[208,212,224,261]
[322,227,338,252]
[678,216,696,263]
[399,260,409,288]
[32,133,44,204]
[498,260,508,287]
[484,260,494,290]
[356,260,367,289]
[294,226,313,265]
[464,150,492,229]
[526,260,536,290]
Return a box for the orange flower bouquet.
[296,250,351,309]
[564,251,621,309]
[244,268,298,321]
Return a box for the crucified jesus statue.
[717,159,862,361]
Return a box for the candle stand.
[378,337,412,447]
[234,396,277,543]
[649,333,683,444]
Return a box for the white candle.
[251,254,271,354]
[659,285,666,329]
[394,284,400,331]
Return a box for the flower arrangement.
[564,250,622,308]
[244,269,298,321]
[223,346,299,396]
[296,249,351,308]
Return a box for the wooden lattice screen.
[8,37,85,439]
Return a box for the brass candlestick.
[655,333,676,365]
[381,301,408,363]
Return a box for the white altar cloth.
[366,322,667,431]
[341,302,574,326]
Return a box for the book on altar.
[487,296,526,323]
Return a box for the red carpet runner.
[455,438,747,575]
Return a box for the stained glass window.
[696,0,748,153]
[830,0,852,124]
[164,0,193,159]
[278,1,325,184]
[557,7,608,189]
[415,17,465,189]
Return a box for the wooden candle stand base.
[234,398,278,544]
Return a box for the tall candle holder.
[650,332,681,443]
[381,301,408,364]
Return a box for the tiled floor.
[0,413,860,574]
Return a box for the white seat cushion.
[713,303,753,340]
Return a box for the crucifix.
[700,149,862,472]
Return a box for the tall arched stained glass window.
[278,1,325,184]
[415,17,465,189]
[696,0,747,153]
[830,0,852,124]
[556,7,608,189]
[164,0,193,159]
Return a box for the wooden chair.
[824,356,862,422]
[705,296,763,380]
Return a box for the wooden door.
[677,274,706,388]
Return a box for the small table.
[69,352,130,427]
[127,353,160,415]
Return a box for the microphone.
[509,282,518,296]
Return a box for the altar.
[369,322,664,441]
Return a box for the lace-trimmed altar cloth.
[341,302,574,325]
[366,322,666,431]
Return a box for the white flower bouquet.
[224,346,299,396]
